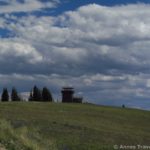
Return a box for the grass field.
[0,102,149,150]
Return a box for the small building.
[73,97,83,103]
[61,87,83,103]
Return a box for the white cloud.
[5,3,150,67]
[0,39,43,64]
[0,0,58,14]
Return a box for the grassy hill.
[0,102,149,150]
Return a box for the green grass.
[0,102,149,150]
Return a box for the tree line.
[1,86,53,102]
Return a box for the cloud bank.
[0,3,150,109]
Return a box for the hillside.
[0,102,149,150]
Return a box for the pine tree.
[28,90,33,101]
[32,86,42,101]
[1,88,9,102]
[11,87,21,101]
[42,87,53,102]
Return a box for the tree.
[11,87,21,101]
[32,85,42,101]
[42,87,53,102]
[1,88,9,102]
[28,90,33,101]
[122,104,125,108]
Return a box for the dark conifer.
[28,90,33,101]
[11,87,21,101]
[1,88,9,102]
[42,87,53,102]
[32,85,42,101]
[122,104,125,108]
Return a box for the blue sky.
[53,0,150,13]
[0,0,150,110]
[47,0,150,15]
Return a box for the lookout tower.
[61,87,74,103]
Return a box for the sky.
[0,0,150,110]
